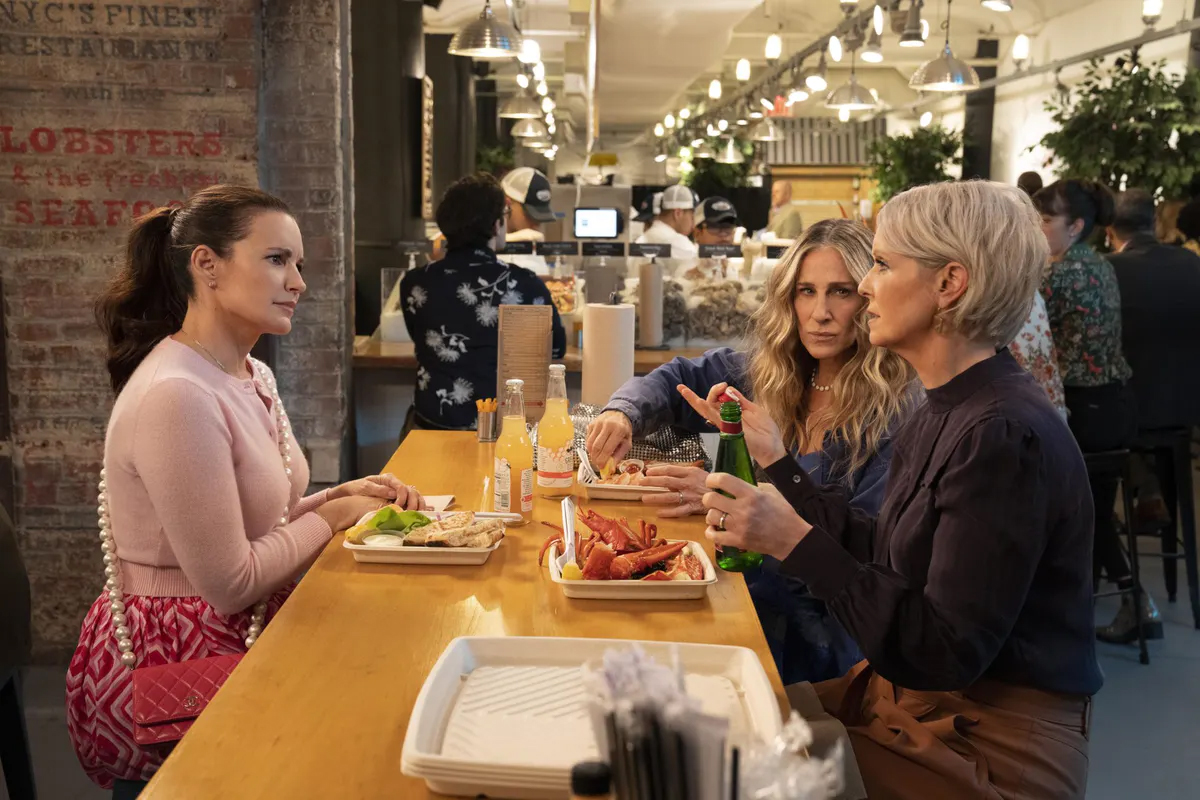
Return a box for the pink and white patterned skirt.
[65,586,294,788]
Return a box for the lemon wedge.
[561,563,584,581]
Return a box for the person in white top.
[500,167,557,275]
[635,184,698,260]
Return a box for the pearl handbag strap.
[98,359,290,669]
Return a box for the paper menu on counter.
[497,304,553,424]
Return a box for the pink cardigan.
[104,338,333,615]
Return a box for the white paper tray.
[400,636,781,799]
[342,536,501,565]
[343,511,515,565]
[576,463,667,501]
[547,541,716,600]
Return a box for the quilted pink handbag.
[130,654,243,746]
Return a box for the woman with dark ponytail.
[68,186,426,796]
[1033,179,1149,644]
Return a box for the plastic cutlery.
[556,496,578,574]
[576,444,599,484]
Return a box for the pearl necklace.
[809,370,832,392]
[99,359,291,669]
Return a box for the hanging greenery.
[476,143,516,176]
[1037,57,1200,200]
[683,138,756,198]
[865,124,964,203]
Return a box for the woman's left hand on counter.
[329,474,427,511]
[701,473,811,561]
[639,464,708,518]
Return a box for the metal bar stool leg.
[1121,457,1150,665]
[1172,435,1200,629]
[1157,446,1179,602]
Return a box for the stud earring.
[208,281,217,289]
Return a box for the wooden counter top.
[141,431,788,799]
[354,335,715,375]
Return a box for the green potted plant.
[1037,57,1200,199]
[476,143,516,176]
[684,137,755,198]
[865,125,964,203]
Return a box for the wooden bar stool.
[1085,449,1150,665]
[1131,427,1200,629]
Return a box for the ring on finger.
[676,491,685,505]
[718,511,729,529]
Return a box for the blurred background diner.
[3,0,1200,798]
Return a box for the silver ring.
[718,511,729,529]
[676,491,685,505]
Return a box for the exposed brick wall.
[0,1,350,661]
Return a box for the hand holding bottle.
[676,384,788,467]
[701,474,812,562]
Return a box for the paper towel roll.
[582,303,635,407]
[637,261,664,348]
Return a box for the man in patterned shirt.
[402,173,567,430]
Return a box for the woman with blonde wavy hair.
[587,218,915,683]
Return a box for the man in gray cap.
[501,166,557,274]
[635,184,698,259]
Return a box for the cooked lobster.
[538,509,704,581]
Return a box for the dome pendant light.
[861,27,884,63]
[499,90,542,119]
[447,0,523,60]
[715,138,745,165]
[981,0,1012,10]
[826,51,878,111]
[709,78,723,99]
[909,0,979,92]
[806,50,829,92]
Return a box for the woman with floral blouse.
[1034,179,1151,644]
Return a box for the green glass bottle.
[713,398,763,571]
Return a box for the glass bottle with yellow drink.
[494,378,534,525]
[537,364,575,498]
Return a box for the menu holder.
[497,304,554,424]
[628,242,671,259]
[581,241,627,258]
[766,245,789,259]
[698,244,742,259]
[497,241,536,256]
[537,241,580,257]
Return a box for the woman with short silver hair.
[701,181,1099,799]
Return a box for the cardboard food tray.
[547,541,716,600]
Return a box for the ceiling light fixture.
[981,0,1012,11]
[749,110,764,119]
[691,138,704,147]
[694,140,716,159]
[909,0,980,92]
[536,81,548,96]
[736,58,751,81]
[654,153,667,163]
[787,88,810,105]
[715,138,745,164]
[499,91,542,119]
[709,78,723,99]
[532,61,545,81]
[1012,33,1030,66]
[838,107,851,122]
[830,34,843,62]
[664,113,676,129]
[919,110,933,127]
[518,38,541,64]
[516,73,529,89]
[899,1,925,47]
[541,96,555,113]
[840,0,858,12]
[1142,0,1163,26]
[447,0,522,59]
[718,119,729,131]
[749,117,783,142]
[826,50,878,111]
[679,107,691,120]
[873,3,885,35]
[806,51,829,91]
[511,117,549,138]
[760,96,775,111]
[765,32,782,61]
[654,122,665,137]
[861,27,884,62]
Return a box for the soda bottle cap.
[505,378,525,390]
[718,391,733,403]
[549,364,566,375]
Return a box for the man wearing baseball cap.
[500,167,557,274]
[693,196,738,245]
[635,184,698,260]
